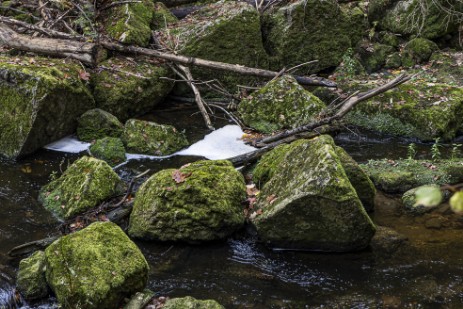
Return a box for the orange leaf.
[78,70,91,81]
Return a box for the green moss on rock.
[77,108,124,142]
[402,38,438,67]
[152,2,178,30]
[429,51,463,87]
[45,222,149,309]
[163,296,225,309]
[357,42,395,73]
[361,159,463,193]
[263,0,367,73]
[89,137,126,166]
[252,135,376,252]
[0,56,95,159]
[402,184,443,214]
[39,156,124,220]
[93,57,174,121]
[238,75,325,133]
[17,251,48,300]
[123,119,188,155]
[128,160,246,243]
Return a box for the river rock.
[45,222,149,309]
[154,1,268,92]
[128,160,246,243]
[39,156,124,220]
[368,0,462,40]
[93,57,174,121]
[335,146,376,212]
[370,226,408,258]
[251,135,376,252]
[16,250,49,300]
[361,159,463,193]
[123,119,188,155]
[262,0,367,73]
[0,56,95,159]
[346,78,463,141]
[402,184,444,214]
[162,296,225,309]
[99,0,155,47]
[77,108,124,142]
[89,137,126,166]
[238,75,325,133]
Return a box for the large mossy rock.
[263,0,367,73]
[123,119,188,155]
[238,75,325,133]
[93,57,173,121]
[128,160,246,243]
[401,38,438,67]
[0,56,95,159]
[335,146,376,212]
[45,222,149,309]
[155,1,268,91]
[368,0,462,40]
[17,251,48,300]
[99,0,155,47]
[345,78,463,141]
[39,156,124,220]
[77,108,124,142]
[89,137,126,166]
[361,159,463,193]
[163,296,225,309]
[251,135,376,252]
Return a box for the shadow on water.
[1,106,463,308]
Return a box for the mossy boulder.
[123,119,188,155]
[93,57,174,121]
[45,222,149,309]
[361,159,463,193]
[77,108,124,142]
[155,1,269,92]
[163,296,225,309]
[251,135,376,252]
[0,56,95,159]
[128,160,246,243]
[238,75,325,133]
[357,41,395,73]
[368,0,462,40]
[345,79,463,141]
[89,137,126,166]
[335,146,376,212]
[429,51,463,87]
[100,0,155,47]
[152,2,178,29]
[385,52,403,69]
[402,38,438,67]
[17,251,48,300]
[402,184,444,214]
[262,0,367,73]
[39,156,124,220]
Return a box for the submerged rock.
[238,75,325,133]
[128,160,246,243]
[16,251,48,300]
[89,137,126,166]
[0,56,95,159]
[370,226,408,258]
[45,222,149,309]
[263,0,367,73]
[93,57,174,121]
[162,296,225,309]
[123,119,189,155]
[77,108,124,142]
[39,156,124,220]
[251,135,376,252]
[335,146,376,212]
[361,159,463,193]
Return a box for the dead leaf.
[21,166,32,173]
[78,70,91,81]
[172,170,192,184]
[266,194,277,204]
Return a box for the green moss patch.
[128,160,246,243]
[17,251,49,300]
[89,137,126,166]
[77,108,124,142]
[45,222,149,309]
[163,296,225,309]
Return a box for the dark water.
[1,107,463,308]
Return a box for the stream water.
[1,104,463,308]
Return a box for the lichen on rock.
[45,222,149,309]
[89,137,126,166]
[238,75,325,133]
[0,56,95,159]
[77,108,124,142]
[123,119,189,155]
[251,135,376,252]
[38,156,124,220]
[128,160,246,243]
[17,251,49,300]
